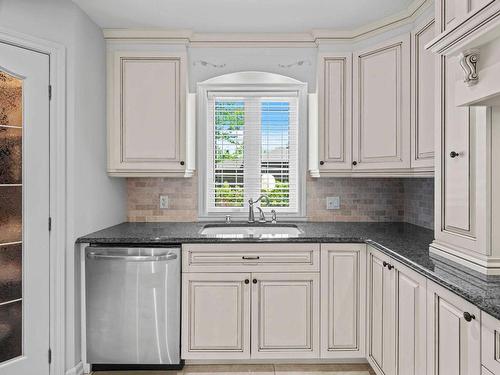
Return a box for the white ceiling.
[72,0,416,33]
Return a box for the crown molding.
[102,0,432,47]
[313,0,431,42]
[103,28,193,41]
[425,0,500,56]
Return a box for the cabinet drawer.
[182,243,320,272]
[482,312,500,373]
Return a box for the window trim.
[197,71,308,220]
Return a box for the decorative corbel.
[458,49,480,86]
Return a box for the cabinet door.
[411,19,435,170]
[182,273,251,359]
[320,244,365,358]
[318,54,352,171]
[353,35,411,170]
[367,250,396,375]
[395,262,427,375]
[427,281,481,375]
[108,51,186,176]
[251,272,319,358]
[481,312,500,374]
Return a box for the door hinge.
[48,217,52,231]
[48,348,52,364]
[48,85,52,100]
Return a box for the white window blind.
[206,91,299,214]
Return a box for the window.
[198,72,306,218]
[206,92,298,214]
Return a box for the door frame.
[0,27,67,375]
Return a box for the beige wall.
[127,175,434,229]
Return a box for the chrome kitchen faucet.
[248,195,269,223]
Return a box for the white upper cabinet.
[428,0,500,274]
[352,34,411,171]
[107,49,189,177]
[411,19,436,170]
[318,54,352,171]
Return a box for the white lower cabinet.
[181,243,322,360]
[181,273,251,359]
[320,244,366,358]
[251,272,320,358]
[367,247,427,375]
[426,281,481,375]
[482,312,500,374]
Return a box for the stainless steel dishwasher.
[85,246,181,368]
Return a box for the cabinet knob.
[383,261,388,268]
[244,279,250,284]
[352,161,358,166]
[450,151,460,158]
[463,312,476,322]
[252,279,258,284]
[180,161,185,166]
[319,161,325,166]
[387,264,394,270]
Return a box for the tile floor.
[92,363,376,375]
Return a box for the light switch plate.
[326,196,340,210]
[159,195,169,209]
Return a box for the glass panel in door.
[0,70,23,363]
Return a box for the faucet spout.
[248,195,269,223]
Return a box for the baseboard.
[66,362,84,375]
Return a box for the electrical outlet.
[159,195,169,209]
[326,196,340,210]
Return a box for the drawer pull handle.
[242,256,260,260]
[463,312,475,322]
[253,279,258,284]
[244,279,250,284]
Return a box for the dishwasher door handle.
[87,252,178,262]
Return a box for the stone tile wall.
[127,175,434,229]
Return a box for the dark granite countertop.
[77,221,500,320]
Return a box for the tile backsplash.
[127,176,434,229]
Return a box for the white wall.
[0,0,127,371]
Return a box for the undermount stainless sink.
[200,224,302,238]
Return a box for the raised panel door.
[367,250,396,375]
[353,35,411,170]
[427,282,481,375]
[396,263,427,375]
[442,57,474,236]
[320,244,365,358]
[411,19,435,169]
[481,312,500,373]
[251,272,319,358]
[181,273,251,359]
[108,51,186,175]
[318,54,352,170]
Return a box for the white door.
[352,35,411,170]
[367,250,396,375]
[395,262,427,375]
[181,273,251,359]
[0,42,50,375]
[320,244,365,358]
[251,273,320,358]
[427,281,481,375]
